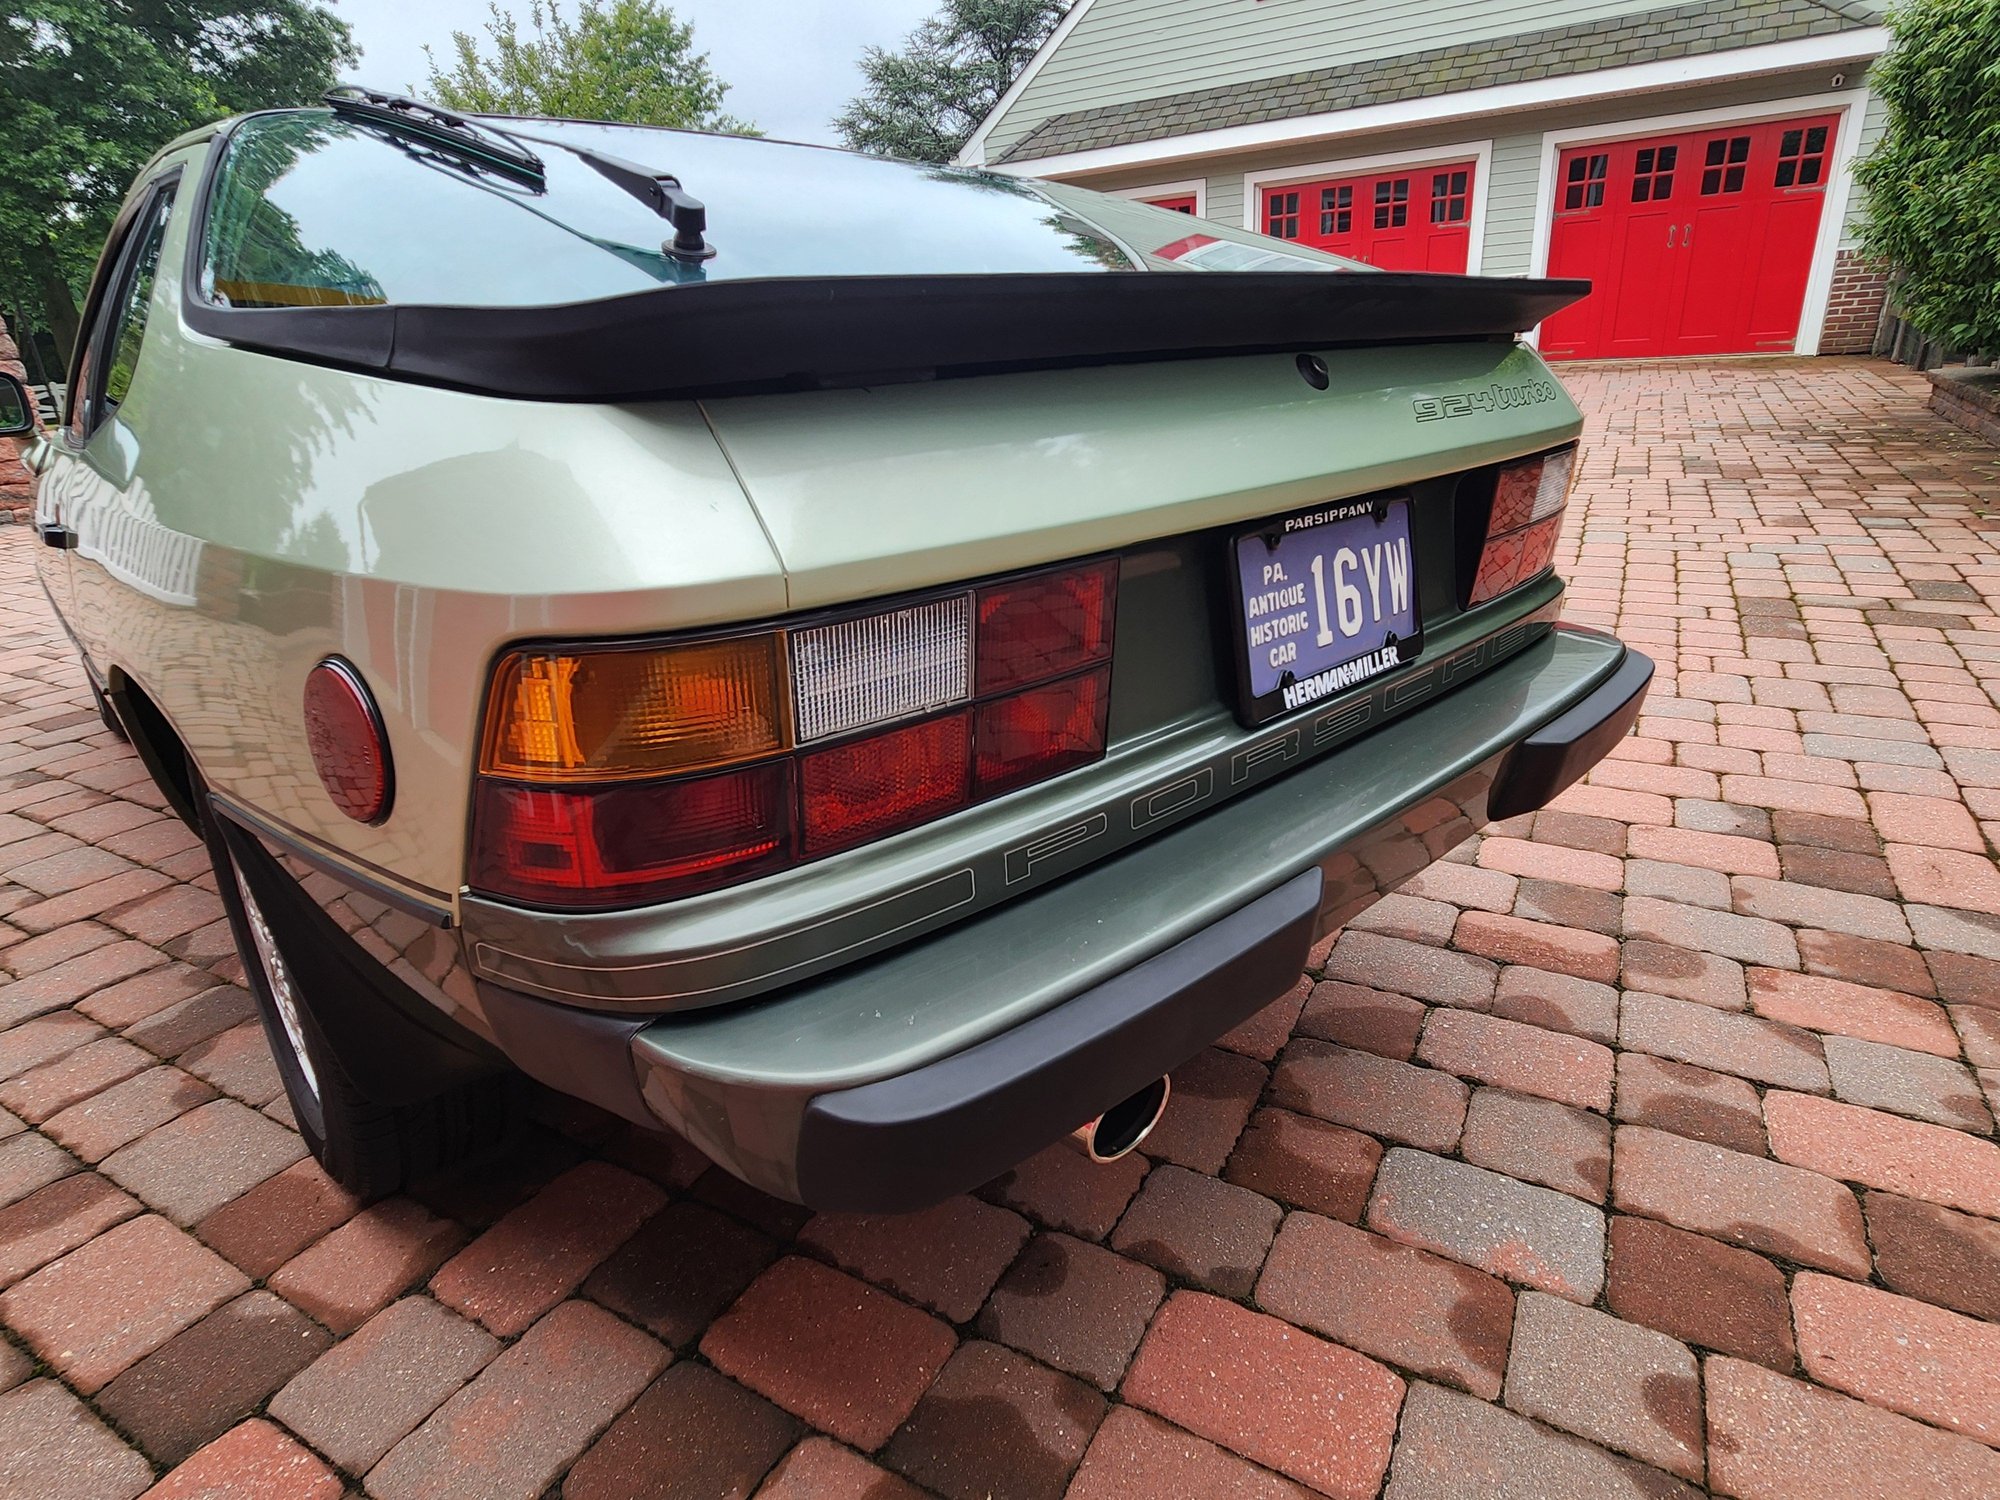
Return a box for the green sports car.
[3,90,1649,1210]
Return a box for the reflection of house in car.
[962,0,1891,360]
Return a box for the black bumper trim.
[1486,647,1654,822]
[793,865,1323,1213]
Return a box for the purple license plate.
[1233,496,1418,724]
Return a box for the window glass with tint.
[200,111,1353,308]
[102,193,174,411]
[70,179,177,438]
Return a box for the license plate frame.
[1228,494,1423,728]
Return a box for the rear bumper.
[554,625,1650,1207]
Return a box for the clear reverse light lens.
[789,594,972,743]
[1533,447,1575,523]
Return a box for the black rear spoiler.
[182,271,1589,402]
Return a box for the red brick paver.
[3,359,1999,1495]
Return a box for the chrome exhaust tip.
[1068,1076,1172,1163]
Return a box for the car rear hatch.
[697,337,1583,743]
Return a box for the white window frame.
[1524,88,1870,355]
[1106,178,1208,217]
[1242,142,1494,273]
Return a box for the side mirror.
[0,372,34,438]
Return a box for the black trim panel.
[1487,647,1654,821]
[793,866,1321,1212]
[182,255,1588,402]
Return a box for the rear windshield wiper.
[504,131,716,263]
[324,86,545,187]
[325,87,715,264]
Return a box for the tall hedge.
[1857,0,2000,357]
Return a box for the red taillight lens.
[800,711,971,855]
[975,667,1112,799]
[471,559,1121,909]
[470,763,792,908]
[303,658,393,824]
[1469,446,1576,607]
[1469,514,1563,605]
[975,560,1117,694]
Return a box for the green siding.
[984,0,1685,158]
[1841,87,1887,247]
[1482,135,1547,276]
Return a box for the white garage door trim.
[1524,87,1870,356]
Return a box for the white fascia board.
[956,0,1104,167]
[988,28,1888,178]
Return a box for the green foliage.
[835,0,1070,163]
[0,1,354,360]
[421,1,754,135]
[1857,0,2000,356]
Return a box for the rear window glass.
[200,111,1353,310]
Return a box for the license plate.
[1232,496,1420,725]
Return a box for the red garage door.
[1261,161,1476,272]
[1540,114,1838,359]
[1143,193,1198,214]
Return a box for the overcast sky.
[331,0,940,144]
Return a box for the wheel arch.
[104,667,202,830]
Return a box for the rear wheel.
[203,801,514,1198]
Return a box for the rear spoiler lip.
[180,270,1591,403]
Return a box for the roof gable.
[996,0,1880,165]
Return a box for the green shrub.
[1857,0,2000,357]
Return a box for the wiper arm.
[324,86,545,188]
[506,135,716,263]
[326,88,717,264]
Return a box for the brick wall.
[1818,251,1888,356]
[0,314,34,522]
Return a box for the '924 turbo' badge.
[1412,376,1562,422]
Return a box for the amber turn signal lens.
[481,635,786,782]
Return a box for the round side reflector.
[304,658,393,824]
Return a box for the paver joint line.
[2,358,1998,1498]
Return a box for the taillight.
[470,559,1118,910]
[1468,445,1576,606]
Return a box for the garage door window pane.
[1265,191,1300,238]
[1430,171,1468,224]
[1564,154,1608,210]
[1702,136,1751,196]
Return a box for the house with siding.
[959,0,1891,359]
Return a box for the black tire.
[200,800,516,1199]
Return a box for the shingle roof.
[994,0,1882,164]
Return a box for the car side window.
[69,179,177,441]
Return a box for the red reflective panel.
[470,763,792,908]
[303,659,392,823]
[799,711,972,856]
[974,667,1111,799]
[975,560,1117,695]
[1487,457,1548,535]
[1469,514,1564,606]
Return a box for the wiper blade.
[324,86,545,188]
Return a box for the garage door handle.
[1667,225,1677,248]
[1684,222,1694,247]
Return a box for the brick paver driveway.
[3,357,2000,1499]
